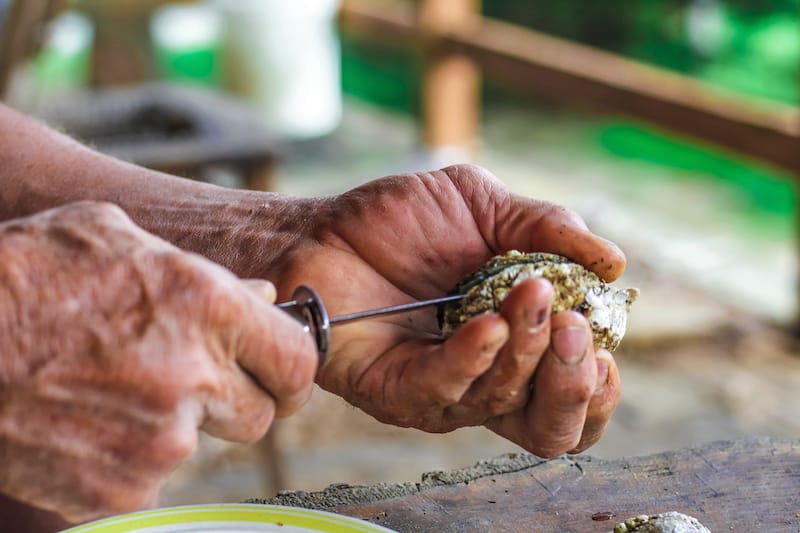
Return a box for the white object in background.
[210,0,342,139]
[151,4,221,59]
[686,0,727,58]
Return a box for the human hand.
[0,202,317,524]
[271,164,625,457]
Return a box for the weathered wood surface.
[256,438,800,532]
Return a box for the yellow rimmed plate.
[60,503,397,533]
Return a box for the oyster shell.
[610,512,710,533]
[438,250,639,351]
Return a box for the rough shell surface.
[439,251,639,351]
[610,512,711,533]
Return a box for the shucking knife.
[277,285,466,366]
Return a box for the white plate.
[60,504,397,533]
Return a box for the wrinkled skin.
[266,164,624,457]
[0,158,625,530]
[0,202,317,525]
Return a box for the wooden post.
[418,0,481,154]
[792,44,800,331]
[77,0,168,86]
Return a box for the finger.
[486,311,596,457]
[242,279,277,303]
[201,365,277,442]
[570,349,621,453]
[232,298,318,418]
[436,164,626,281]
[528,204,626,281]
[411,313,509,408]
[462,278,553,415]
[525,312,596,457]
[490,193,626,282]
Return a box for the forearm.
[0,103,312,278]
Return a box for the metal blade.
[277,285,467,366]
[329,293,466,326]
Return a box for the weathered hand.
[272,165,624,457]
[0,202,317,523]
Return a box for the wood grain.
[258,438,800,532]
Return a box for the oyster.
[610,512,710,533]
[438,250,639,351]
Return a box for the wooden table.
[254,438,800,532]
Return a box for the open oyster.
[438,250,639,351]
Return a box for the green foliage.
[698,11,799,103]
[596,121,796,217]
[482,0,635,52]
[480,0,799,104]
[339,1,797,229]
[340,35,421,114]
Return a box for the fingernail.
[596,359,609,390]
[525,306,549,331]
[552,326,589,365]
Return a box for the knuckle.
[59,200,127,220]
[447,163,492,177]
[536,202,587,234]
[570,431,603,454]
[553,376,595,406]
[141,420,198,466]
[427,385,463,407]
[484,388,525,416]
[241,406,275,441]
[572,380,595,404]
[551,203,584,226]
[268,338,317,399]
[85,201,129,220]
[157,252,233,309]
[527,443,564,459]
[441,163,502,188]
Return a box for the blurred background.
[1,0,798,507]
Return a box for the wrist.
[151,189,319,280]
[0,103,316,280]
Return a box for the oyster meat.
[438,250,639,351]
[610,512,710,533]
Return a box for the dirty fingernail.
[596,358,609,390]
[552,326,589,365]
[525,306,550,331]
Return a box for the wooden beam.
[339,0,417,46]
[340,0,800,175]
